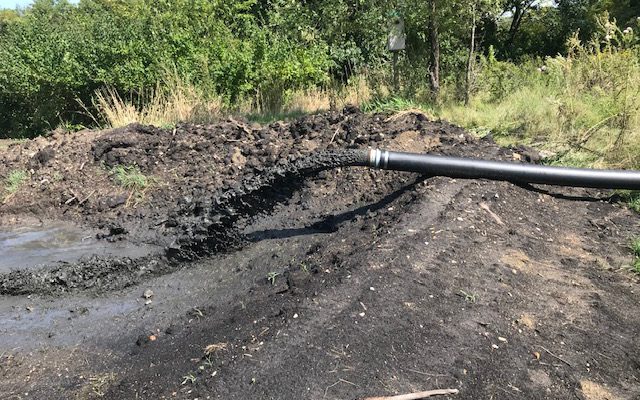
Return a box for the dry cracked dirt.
[0,108,639,400]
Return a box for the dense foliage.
[0,0,638,137]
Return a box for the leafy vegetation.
[440,25,640,169]
[3,169,28,197]
[110,165,151,192]
[362,96,433,114]
[0,0,639,174]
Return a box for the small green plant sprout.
[202,354,215,368]
[181,373,197,385]
[110,165,151,191]
[299,262,309,273]
[4,169,28,198]
[58,121,86,132]
[266,271,280,285]
[459,290,477,303]
[52,172,64,182]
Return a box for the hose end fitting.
[368,149,389,169]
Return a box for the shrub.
[439,17,640,169]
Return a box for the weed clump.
[616,190,640,212]
[3,169,28,198]
[110,165,151,191]
[631,238,640,274]
[109,165,154,207]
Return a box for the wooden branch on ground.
[540,346,573,367]
[363,388,459,400]
[479,202,504,226]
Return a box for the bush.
[440,17,640,169]
[0,0,333,137]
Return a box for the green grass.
[439,46,640,170]
[4,169,28,196]
[616,190,640,213]
[630,238,640,274]
[110,165,151,191]
[246,109,309,125]
[361,96,433,114]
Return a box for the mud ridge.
[0,108,543,296]
[0,150,369,295]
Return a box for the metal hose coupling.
[368,148,390,169]
[366,148,640,190]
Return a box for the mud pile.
[0,107,523,231]
[0,107,534,295]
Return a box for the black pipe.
[361,149,640,190]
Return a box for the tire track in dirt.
[100,176,477,399]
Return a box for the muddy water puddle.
[0,229,320,349]
[0,223,158,272]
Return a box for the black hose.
[363,149,640,190]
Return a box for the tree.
[504,0,537,53]
[428,0,441,97]
[465,2,478,105]
[558,0,640,43]
[465,0,500,104]
[0,9,20,35]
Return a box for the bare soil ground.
[0,108,639,400]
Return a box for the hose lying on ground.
[359,149,640,190]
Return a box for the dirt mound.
[0,108,515,233]
[0,108,526,295]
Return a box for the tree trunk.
[506,1,533,53]
[464,3,477,106]
[428,0,440,98]
[506,4,522,50]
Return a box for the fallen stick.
[479,202,504,225]
[78,190,96,205]
[363,388,459,400]
[540,346,573,367]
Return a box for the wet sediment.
[0,150,370,295]
[0,108,528,296]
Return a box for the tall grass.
[440,22,640,169]
[286,77,376,114]
[93,73,377,128]
[93,63,369,129]
[93,72,223,128]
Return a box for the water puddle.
[0,223,157,273]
